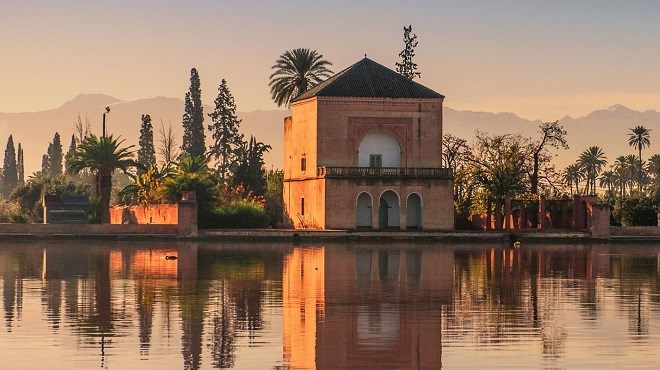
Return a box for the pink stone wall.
[283,178,326,229]
[110,204,178,225]
[588,203,610,238]
[284,95,450,230]
[313,97,443,168]
[324,179,454,230]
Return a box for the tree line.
[0,25,422,226]
[447,122,660,227]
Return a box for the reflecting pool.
[0,241,659,369]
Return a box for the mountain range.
[0,93,658,175]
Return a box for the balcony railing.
[317,166,453,179]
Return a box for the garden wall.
[610,226,660,236]
[0,223,177,235]
[110,204,178,225]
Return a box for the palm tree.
[628,125,651,190]
[119,164,174,206]
[614,155,630,197]
[599,170,616,193]
[562,163,584,196]
[625,154,640,193]
[269,48,333,107]
[68,135,138,223]
[646,154,660,181]
[177,155,209,174]
[578,146,607,194]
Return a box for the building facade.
[283,58,453,230]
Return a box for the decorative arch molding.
[357,131,402,167]
[349,117,412,167]
[406,192,423,207]
[379,189,401,206]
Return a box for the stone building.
[283,57,453,229]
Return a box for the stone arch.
[356,192,373,229]
[406,192,422,229]
[358,131,401,167]
[378,190,400,229]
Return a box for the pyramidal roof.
[292,57,444,102]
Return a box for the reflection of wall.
[283,246,452,369]
[282,247,325,369]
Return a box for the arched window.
[406,193,422,229]
[356,192,373,229]
[378,190,400,229]
[358,132,401,167]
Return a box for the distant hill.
[445,104,660,169]
[1,94,658,175]
[0,94,288,175]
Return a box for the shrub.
[615,196,657,226]
[208,202,270,228]
[10,174,94,223]
[0,202,27,223]
[264,170,283,227]
[158,171,219,228]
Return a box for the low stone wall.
[610,226,660,236]
[108,192,198,237]
[110,204,178,225]
[0,223,177,236]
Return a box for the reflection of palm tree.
[68,135,138,223]
[2,260,16,330]
[628,125,651,191]
[136,279,155,353]
[578,146,607,194]
[179,280,209,370]
[212,281,235,368]
[269,48,333,107]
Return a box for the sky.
[2,0,660,120]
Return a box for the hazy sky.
[2,0,660,120]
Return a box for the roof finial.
[364,53,367,59]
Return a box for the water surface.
[0,241,658,369]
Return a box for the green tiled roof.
[292,57,444,102]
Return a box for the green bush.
[615,196,657,226]
[10,174,94,223]
[158,171,219,228]
[208,202,270,229]
[264,170,283,227]
[0,202,27,223]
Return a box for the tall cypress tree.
[41,153,50,174]
[395,25,421,80]
[208,79,243,180]
[49,132,63,175]
[2,135,17,198]
[65,134,76,173]
[181,68,205,158]
[17,143,24,184]
[138,114,156,173]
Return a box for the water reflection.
[0,242,658,369]
[283,246,451,369]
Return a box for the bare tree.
[74,113,93,144]
[530,121,568,195]
[158,119,178,165]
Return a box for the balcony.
[317,166,453,179]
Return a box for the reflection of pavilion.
[283,246,453,369]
